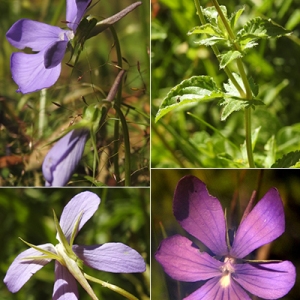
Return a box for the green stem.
[109,26,131,184]
[84,273,139,300]
[194,0,246,97]
[195,0,255,167]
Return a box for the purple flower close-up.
[6,0,91,94]
[155,175,296,300]
[4,191,146,299]
[42,128,89,186]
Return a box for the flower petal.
[42,129,89,186]
[173,175,228,256]
[44,40,68,69]
[53,261,79,300]
[10,51,61,93]
[4,243,55,292]
[66,0,91,31]
[6,19,65,51]
[73,243,146,273]
[230,188,285,258]
[233,261,296,299]
[185,276,251,300]
[58,191,100,242]
[155,234,222,282]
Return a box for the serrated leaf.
[220,98,249,120]
[155,76,223,122]
[219,50,242,68]
[223,73,259,98]
[220,97,264,120]
[188,24,224,37]
[230,6,245,28]
[236,17,291,50]
[271,151,300,168]
[203,5,228,25]
[194,36,226,46]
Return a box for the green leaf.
[272,151,300,168]
[220,97,264,121]
[203,5,228,26]
[219,50,242,68]
[155,76,223,122]
[194,36,226,46]
[188,24,224,37]
[230,6,245,29]
[236,17,291,50]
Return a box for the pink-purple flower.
[4,191,146,299]
[155,175,296,300]
[42,128,89,186]
[6,0,91,94]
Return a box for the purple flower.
[42,128,89,186]
[6,0,91,94]
[155,175,296,300]
[4,191,146,299]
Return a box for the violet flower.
[42,128,89,186]
[6,0,91,94]
[155,175,296,300]
[4,191,146,300]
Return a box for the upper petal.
[155,234,223,282]
[185,276,251,300]
[66,0,91,31]
[6,19,65,51]
[53,261,79,300]
[58,191,100,242]
[233,261,296,299]
[11,51,61,94]
[230,188,285,258]
[4,243,55,293]
[44,40,68,69]
[173,175,228,256]
[73,243,146,273]
[42,128,89,186]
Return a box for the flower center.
[219,257,235,288]
[58,30,74,41]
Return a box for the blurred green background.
[152,169,300,299]
[0,0,150,186]
[152,0,300,167]
[0,187,150,299]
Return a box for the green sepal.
[155,76,224,122]
[19,237,63,265]
[53,210,75,258]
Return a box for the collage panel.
[152,0,299,168]
[1,0,150,186]
[0,187,150,299]
[152,169,299,299]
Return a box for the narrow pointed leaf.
[230,7,245,28]
[155,76,223,122]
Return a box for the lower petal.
[155,235,223,282]
[233,261,296,299]
[11,51,61,94]
[53,262,79,300]
[4,243,55,293]
[73,243,146,273]
[185,276,251,300]
[44,40,68,69]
